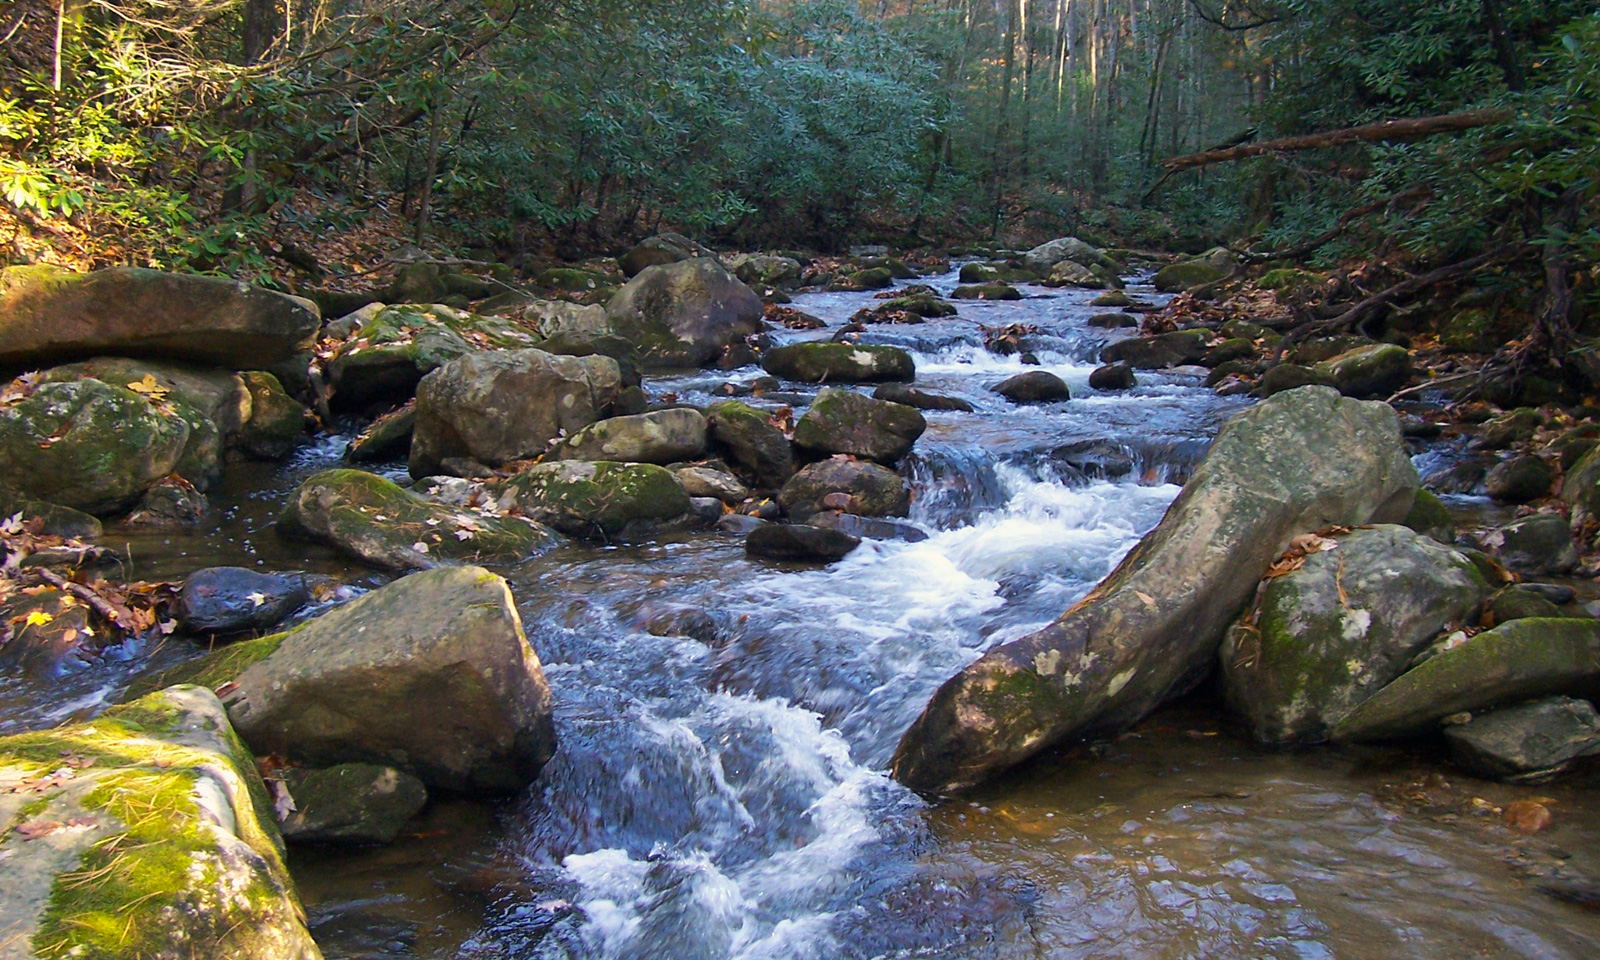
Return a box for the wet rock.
[1042,261,1104,288]
[1288,335,1373,365]
[346,402,416,463]
[604,258,765,366]
[1481,512,1578,576]
[706,401,796,487]
[716,514,768,535]
[950,282,1023,301]
[619,233,718,277]
[730,254,804,289]
[746,523,861,562]
[1562,445,1600,535]
[0,482,101,539]
[779,458,911,523]
[2,689,322,959]
[829,266,895,291]
[992,371,1072,404]
[505,460,691,540]
[0,378,190,515]
[807,510,928,542]
[1088,312,1139,329]
[1091,291,1132,307]
[1552,424,1600,470]
[792,388,926,465]
[1256,363,1334,398]
[871,292,958,319]
[1089,363,1137,391]
[893,386,1419,793]
[1488,586,1569,623]
[0,587,100,677]
[1310,344,1411,399]
[1522,582,1577,605]
[409,348,622,477]
[761,342,915,384]
[1401,489,1455,544]
[1101,330,1209,369]
[674,466,749,504]
[635,602,721,644]
[278,763,430,845]
[872,383,974,412]
[536,331,644,388]
[1424,458,1490,495]
[1203,338,1256,368]
[1446,696,1600,781]
[176,567,311,636]
[1048,439,1136,481]
[1219,525,1486,744]
[1221,319,1280,343]
[279,468,557,570]
[1485,456,1555,503]
[1332,618,1600,742]
[326,304,542,409]
[1472,408,1542,451]
[126,477,209,527]
[550,408,707,465]
[0,264,320,369]
[237,371,308,459]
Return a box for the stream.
[5,270,1600,959]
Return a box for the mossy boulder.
[277,764,429,845]
[278,469,557,570]
[793,388,926,465]
[829,267,895,291]
[950,282,1023,301]
[892,386,1420,793]
[0,378,190,515]
[1562,444,1600,533]
[236,371,307,460]
[0,686,321,960]
[618,233,717,278]
[1257,363,1335,398]
[1153,259,1229,293]
[876,293,958,319]
[1402,488,1454,544]
[706,401,796,487]
[1485,455,1555,503]
[959,261,1037,284]
[1440,307,1505,353]
[778,458,911,523]
[603,258,765,367]
[1204,338,1256,368]
[1487,586,1569,623]
[505,460,691,539]
[1332,618,1600,742]
[0,264,320,370]
[761,342,914,384]
[1256,268,1322,294]
[1311,343,1411,399]
[408,348,622,478]
[1219,525,1486,744]
[173,567,557,795]
[549,408,707,464]
[1221,319,1280,344]
[325,304,542,409]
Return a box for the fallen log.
[1161,110,1511,173]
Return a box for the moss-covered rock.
[875,293,958,319]
[325,304,542,409]
[1562,444,1600,533]
[603,258,765,367]
[1153,259,1228,293]
[236,371,307,460]
[0,378,190,515]
[792,388,926,464]
[778,458,910,522]
[829,267,895,291]
[1219,525,1486,744]
[1485,455,1555,503]
[1023,236,1115,276]
[1473,408,1542,451]
[278,764,429,845]
[950,282,1023,301]
[618,233,717,278]
[1331,618,1600,742]
[1402,488,1454,544]
[761,342,914,384]
[1487,586,1569,623]
[346,402,415,463]
[0,686,320,960]
[505,460,691,539]
[706,401,796,487]
[959,261,1037,285]
[549,408,707,465]
[278,468,557,570]
[1311,343,1411,399]
[1256,268,1322,294]
[1257,363,1335,398]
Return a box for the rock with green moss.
[1257,363,1335,398]
[793,388,925,465]
[0,264,320,370]
[1154,258,1229,293]
[1440,307,1504,353]
[829,267,895,291]
[1485,455,1554,503]
[950,282,1023,301]
[706,401,796,487]
[325,304,543,409]
[1402,488,1454,544]
[1219,525,1485,744]
[346,402,415,463]
[1332,618,1600,742]
[1203,338,1256,368]
[277,763,428,845]
[0,378,190,515]
[408,348,622,478]
[1473,408,1542,451]
[183,567,556,794]
[278,468,557,570]
[1562,445,1600,535]
[1221,319,1280,344]
[875,293,958,319]
[1311,343,1411,399]
[1256,268,1322,293]
[505,460,691,539]
[603,258,765,367]
[892,386,1420,793]
[0,685,321,959]
[1091,291,1132,307]
[778,458,910,523]
[959,261,1037,285]
[730,254,804,288]
[236,372,307,460]
[761,342,914,384]
[550,408,707,464]
[1487,586,1571,623]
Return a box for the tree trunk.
[415,99,446,246]
[1160,109,1512,171]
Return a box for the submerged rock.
[892,386,1419,793]
[176,567,311,636]
[1444,696,1600,781]
[279,469,557,570]
[0,686,321,959]
[793,388,926,465]
[277,763,429,845]
[745,523,861,562]
[761,342,915,384]
[505,460,691,539]
[1220,525,1485,744]
[779,458,910,523]
[550,408,707,464]
[604,258,765,367]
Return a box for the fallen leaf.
[23,610,54,628]
[246,592,269,607]
[15,820,62,840]
[412,541,430,554]
[1134,591,1157,607]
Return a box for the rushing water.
[6,269,1600,959]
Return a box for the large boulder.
[505,461,691,539]
[0,265,319,370]
[778,458,910,522]
[550,408,707,464]
[792,388,925,465]
[1311,344,1411,399]
[603,258,764,367]
[1332,618,1600,742]
[1023,236,1114,277]
[706,401,796,486]
[279,469,557,570]
[1444,696,1600,781]
[326,304,542,409]
[408,348,621,477]
[891,386,1419,793]
[1153,250,1234,293]
[0,377,190,515]
[619,233,718,278]
[0,686,321,959]
[1219,525,1485,744]
[1101,330,1209,369]
[168,567,556,794]
[761,342,915,384]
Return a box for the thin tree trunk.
[1160,109,1512,171]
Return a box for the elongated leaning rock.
[891,386,1418,793]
